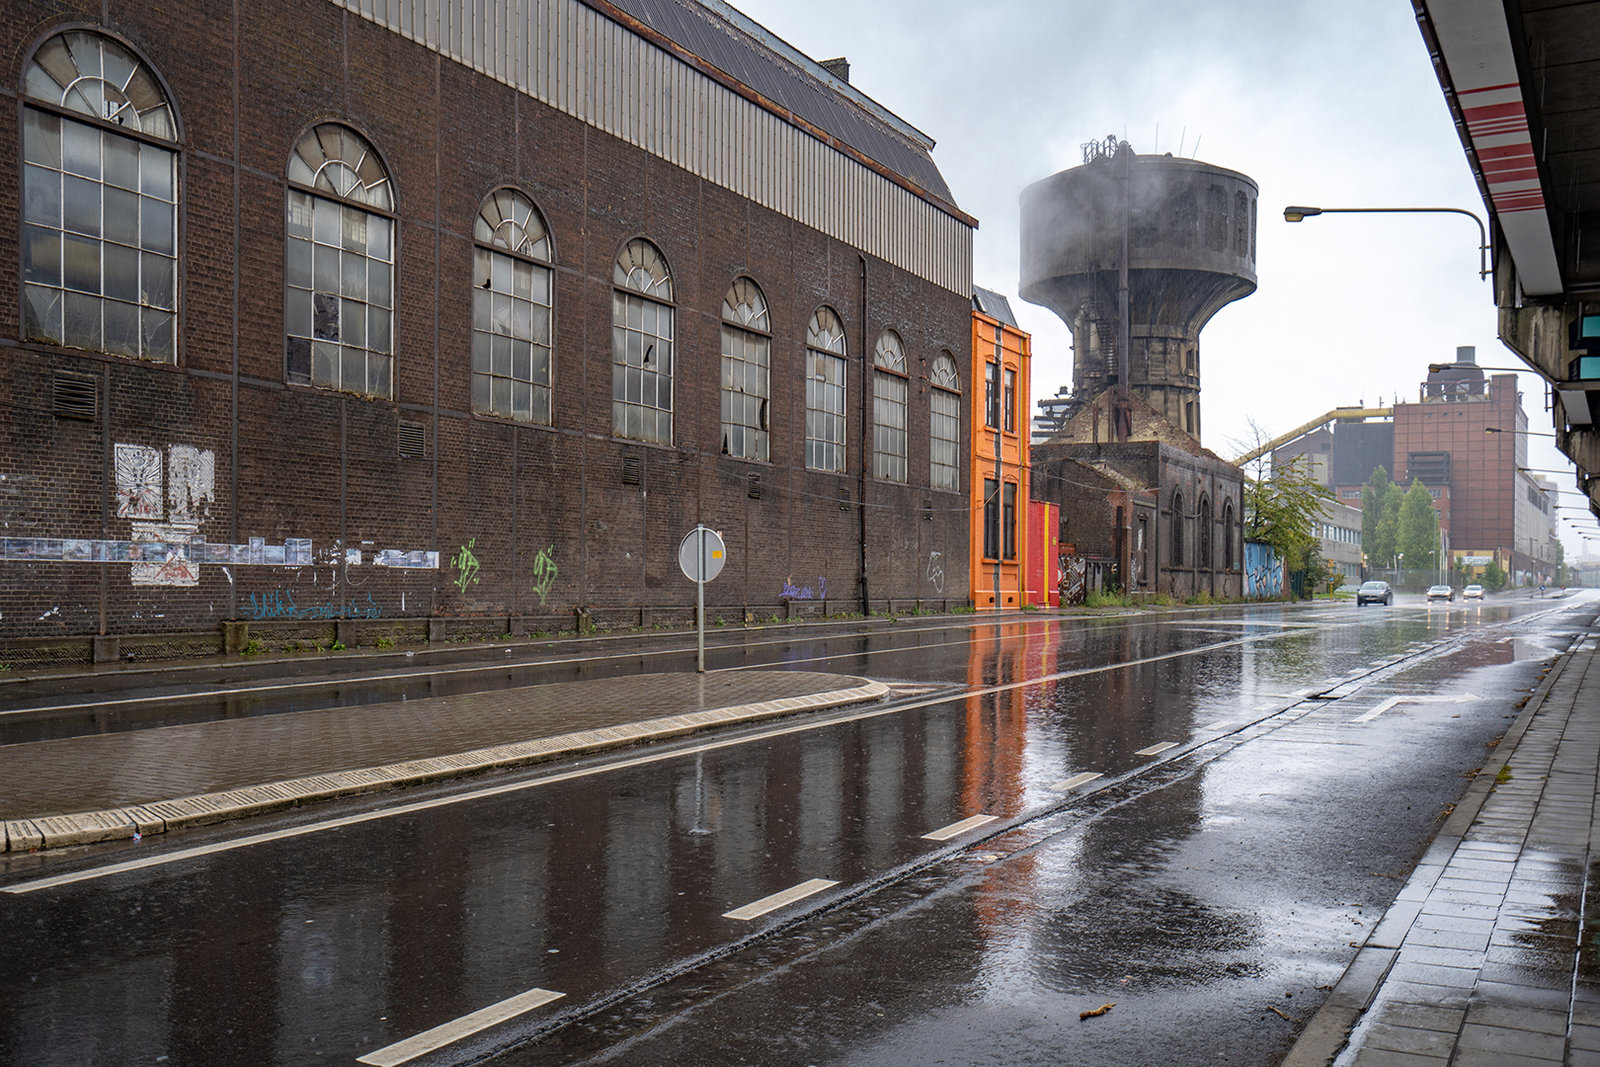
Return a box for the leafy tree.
[1481,560,1508,592]
[1244,454,1331,566]
[1362,467,1407,567]
[1396,480,1440,573]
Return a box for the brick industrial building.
[0,0,979,655]
[1272,348,1560,585]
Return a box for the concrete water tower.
[1020,139,1257,442]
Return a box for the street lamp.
[1431,362,1557,385]
[1485,426,1559,438]
[1283,205,1489,279]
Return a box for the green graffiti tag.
[451,538,481,594]
[531,544,558,605]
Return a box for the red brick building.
[0,0,978,655]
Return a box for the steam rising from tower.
[1019,141,1258,441]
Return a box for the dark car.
[1357,580,1393,606]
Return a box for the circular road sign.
[678,525,727,583]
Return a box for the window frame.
[871,329,908,483]
[720,276,771,462]
[1002,481,1017,559]
[611,237,676,446]
[983,477,1000,560]
[984,360,1000,429]
[1172,490,1185,566]
[283,122,397,398]
[1003,367,1017,433]
[804,307,848,473]
[471,186,555,425]
[929,352,961,492]
[20,29,181,364]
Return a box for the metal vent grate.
[52,375,98,420]
[398,420,426,459]
[621,455,642,485]
[747,472,763,500]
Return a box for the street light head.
[1283,206,1322,222]
[1485,427,1504,434]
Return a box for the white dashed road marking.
[723,878,839,920]
[1135,742,1178,756]
[921,814,999,841]
[1049,772,1104,791]
[357,987,566,1066]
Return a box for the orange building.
[970,290,1033,608]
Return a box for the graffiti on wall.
[926,551,945,593]
[1244,541,1284,599]
[451,538,482,594]
[531,545,558,605]
[780,575,827,601]
[245,589,383,621]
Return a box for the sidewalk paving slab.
[0,669,886,852]
[1283,621,1600,1067]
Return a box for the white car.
[1463,584,1485,599]
[1427,585,1455,602]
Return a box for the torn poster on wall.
[8,440,439,586]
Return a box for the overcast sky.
[729,0,1599,559]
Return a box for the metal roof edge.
[691,0,937,151]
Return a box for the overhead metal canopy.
[1415,0,1600,515]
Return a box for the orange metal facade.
[969,311,1033,608]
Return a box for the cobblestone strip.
[3,680,888,852]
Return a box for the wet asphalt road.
[2,593,1594,1066]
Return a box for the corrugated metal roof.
[606,0,958,208]
[972,286,1018,326]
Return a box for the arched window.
[1198,494,1213,569]
[612,238,673,445]
[1223,499,1236,571]
[1171,490,1185,566]
[805,308,847,472]
[285,123,395,397]
[472,188,553,423]
[720,277,769,461]
[872,329,908,482]
[22,30,178,361]
[929,352,960,492]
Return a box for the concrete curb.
[1278,638,1582,1067]
[2,678,888,853]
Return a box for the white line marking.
[1203,720,1236,731]
[1049,772,1103,791]
[356,987,565,1066]
[1,629,1306,895]
[1135,742,1178,756]
[723,878,838,920]
[1353,693,1478,723]
[921,814,998,841]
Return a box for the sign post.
[677,524,727,672]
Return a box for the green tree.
[1481,559,1508,592]
[1396,480,1440,573]
[1362,467,1398,567]
[1244,455,1331,567]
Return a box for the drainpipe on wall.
[859,253,870,614]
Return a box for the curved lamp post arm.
[1283,205,1489,280]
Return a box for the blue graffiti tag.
[246,590,382,620]
[780,576,827,601]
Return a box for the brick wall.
[0,0,971,641]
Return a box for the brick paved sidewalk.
[0,670,885,852]
[1285,625,1600,1066]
